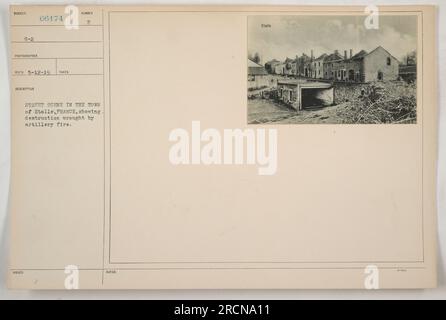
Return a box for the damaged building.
[344,46,400,82]
[321,47,399,82]
[276,79,334,110]
[324,47,400,82]
[248,59,269,89]
[265,46,402,83]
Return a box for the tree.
[248,52,261,64]
[253,52,261,64]
[405,50,417,65]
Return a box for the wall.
[277,83,299,109]
[363,47,399,82]
[333,82,367,104]
[248,74,269,90]
[345,60,364,82]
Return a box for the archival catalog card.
[9,5,438,289]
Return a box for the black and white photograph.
[248,15,418,124]
[1,1,445,301]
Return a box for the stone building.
[264,59,280,74]
[274,62,286,75]
[312,53,327,79]
[363,46,400,82]
[276,79,334,110]
[291,56,299,75]
[296,52,313,77]
[330,50,353,81]
[326,46,399,82]
[262,46,400,83]
[247,59,269,89]
[284,57,295,76]
[288,46,401,83]
[323,50,344,80]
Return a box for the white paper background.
[0,0,444,299]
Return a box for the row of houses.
[264,46,404,83]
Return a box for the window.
[387,57,391,66]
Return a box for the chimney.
[344,50,347,60]
[311,49,314,60]
[335,49,339,55]
[350,49,353,58]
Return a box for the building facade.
[324,47,399,83]
[360,46,399,82]
[262,46,401,83]
[312,54,327,79]
[323,50,344,80]
[248,59,269,89]
[264,59,280,74]
[276,79,334,110]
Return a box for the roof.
[367,46,400,63]
[278,79,332,89]
[248,67,268,75]
[325,52,344,62]
[248,59,268,75]
[278,79,307,85]
[350,50,368,60]
[348,47,399,63]
[315,53,328,61]
[248,59,263,67]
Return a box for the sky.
[248,15,418,64]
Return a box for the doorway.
[377,71,384,81]
[348,70,355,81]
